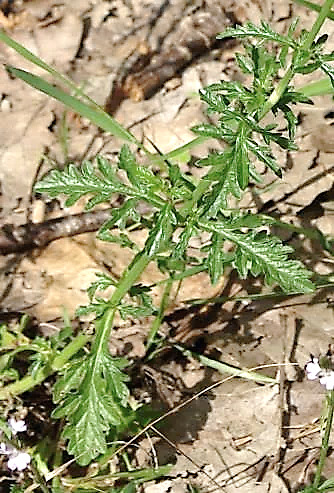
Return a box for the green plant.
[1,0,334,491]
[301,354,334,492]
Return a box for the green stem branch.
[0,334,90,400]
[92,252,151,352]
[259,66,295,119]
[293,0,334,20]
[260,0,333,119]
[303,0,334,52]
[313,390,334,488]
[146,277,173,349]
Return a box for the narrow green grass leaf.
[299,77,334,97]
[0,29,83,96]
[6,66,139,145]
[175,345,277,384]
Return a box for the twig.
[0,209,112,255]
[106,3,237,111]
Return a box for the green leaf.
[234,124,250,189]
[278,103,298,140]
[199,222,314,293]
[144,204,176,257]
[251,44,280,91]
[99,199,140,232]
[191,123,226,139]
[216,213,275,230]
[207,234,229,285]
[9,486,25,493]
[5,66,138,145]
[279,44,289,68]
[320,62,334,89]
[98,231,138,250]
[118,303,155,319]
[319,476,334,490]
[247,139,282,177]
[196,151,227,168]
[176,345,276,384]
[97,199,141,249]
[87,273,116,301]
[230,230,315,293]
[118,285,156,319]
[76,298,111,317]
[118,145,166,193]
[52,316,131,465]
[34,159,127,209]
[217,21,297,48]
[167,161,195,199]
[172,217,197,260]
[279,89,313,106]
[53,358,87,404]
[264,132,298,150]
[202,155,242,215]
[236,52,254,73]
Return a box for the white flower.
[8,418,27,435]
[0,442,15,454]
[320,372,334,390]
[0,418,31,472]
[305,355,334,390]
[7,451,31,471]
[305,357,322,380]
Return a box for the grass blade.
[299,77,334,97]
[175,345,277,384]
[0,28,104,110]
[0,29,81,93]
[6,66,139,144]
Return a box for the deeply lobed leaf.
[53,346,131,465]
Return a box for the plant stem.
[92,252,151,352]
[52,334,91,370]
[0,253,151,400]
[259,66,295,119]
[149,136,208,167]
[146,277,173,349]
[299,77,334,97]
[302,0,334,52]
[0,334,90,400]
[0,368,50,400]
[260,0,334,119]
[293,0,334,20]
[313,390,334,488]
[272,218,334,253]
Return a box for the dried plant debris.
[106,0,239,112]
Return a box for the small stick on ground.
[105,2,237,112]
[0,209,112,255]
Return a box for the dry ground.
[1,1,334,491]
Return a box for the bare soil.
[0,1,334,491]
